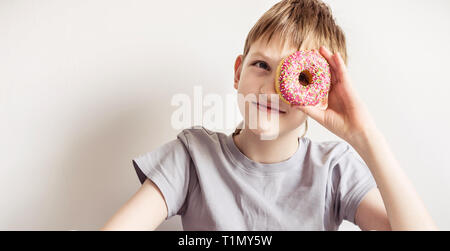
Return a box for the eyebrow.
[249,51,290,64]
[249,52,273,60]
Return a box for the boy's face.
[234,37,311,139]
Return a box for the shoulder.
[176,126,227,151]
[303,137,356,167]
[305,139,373,193]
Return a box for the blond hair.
[242,0,348,65]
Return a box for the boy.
[102,0,436,231]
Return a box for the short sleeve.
[132,138,191,219]
[330,144,378,226]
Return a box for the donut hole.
[298,70,312,87]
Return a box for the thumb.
[296,105,325,124]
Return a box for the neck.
[233,127,301,164]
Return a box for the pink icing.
[277,50,331,106]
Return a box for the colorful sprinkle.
[275,50,331,106]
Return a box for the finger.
[318,46,339,89]
[333,52,349,82]
[327,62,338,92]
[319,46,338,70]
[331,53,361,107]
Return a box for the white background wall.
[1,0,449,231]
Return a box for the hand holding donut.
[294,46,378,146]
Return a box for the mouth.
[252,101,287,114]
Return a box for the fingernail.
[321,46,331,54]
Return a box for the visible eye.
[252,61,270,71]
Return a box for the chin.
[247,122,283,140]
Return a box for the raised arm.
[351,128,436,230]
[296,46,437,230]
[101,179,168,231]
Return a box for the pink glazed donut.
[275,50,331,106]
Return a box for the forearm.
[351,129,437,230]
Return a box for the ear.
[234,55,243,90]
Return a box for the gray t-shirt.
[132,126,377,230]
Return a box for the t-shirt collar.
[224,130,307,175]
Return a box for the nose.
[259,76,278,95]
[258,75,285,109]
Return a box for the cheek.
[237,70,261,93]
[282,109,308,125]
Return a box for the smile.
[252,102,286,114]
